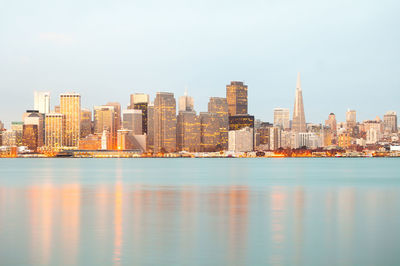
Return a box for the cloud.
[38,32,75,45]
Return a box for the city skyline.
[0,75,397,129]
[1,0,399,125]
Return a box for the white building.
[291,132,322,149]
[229,127,253,152]
[274,108,290,130]
[34,91,50,114]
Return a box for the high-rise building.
[0,121,4,131]
[229,115,255,131]
[80,108,92,138]
[94,106,116,149]
[273,108,290,129]
[208,97,229,150]
[325,113,337,135]
[22,124,38,151]
[106,102,122,132]
[60,93,81,147]
[177,111,200,152]
[34,91,50,114]
[200,112,220,152]
[226,81,248,116]
[292,73,306,132]
[23,110,44,148]
[383,111,398,133]
[11,122,23,146]
[228,127,254,152]
[147,103,154,152]
[129,93,149,134]
[179,90,194,112]
[122,109,142,135]
[346,109,357,129]
[45,113,64,149]
[154,92,177,153]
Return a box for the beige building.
[292,73,306,133]
[274,108,290,130]
[383,111,397,133]
[60,93,81,147]
[94,106,116,149]
[178,91,194,112]
[154,92,177,153]
[45,113,64,149]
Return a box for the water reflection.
[1,182,400,265]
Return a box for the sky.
[1,0,399,127]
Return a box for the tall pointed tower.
[292,73,306,132]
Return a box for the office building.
[274,108,290,130]
[179,90,194,112]
[80,108,92,138]
[23,110,44,148]
[226,81,248,116]
[292,73,306,132]
[11,122,23,146]
[129,93,149,134]
[22,124,39,151]
[154,92,177,153]
[177,111,200,152]
[228,127,254,152]
[208,97,229,150]
[34,91,50,114]
[147,103,154,152]
[94,106,116,149]
[106,102,122,132]
[200,112,220,152]
[60,93,81,147]
[383,111,398,133]
[45,113,64,149]
[122,109,142,135]
[346,109,357,129]
[229,115,255,131]
[325,113,337,135]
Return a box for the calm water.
[0,158,399,266]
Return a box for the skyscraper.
[129,93,149,134]
[122,109,142,135]
[325,113,337,135]
[292,73,306,132]
[23,110,44,148]
[60,93,81,147]
[346,109,357,128]
[273,108,290,130]
[94,106,116,149]
[226,81,248,116]
[176,111,200,152]
[34,91,50,114]
[45,113,64,149]
[208,97,229,150]
[80,108,92,138]
[200,112,220,152]
[383,111,397,133]
[147,103,154,152]
[154,92,177,153]
[106,102,122,132]
[179,90,194,112]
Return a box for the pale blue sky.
[1,0,399,127]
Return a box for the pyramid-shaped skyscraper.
[292,73,306,132]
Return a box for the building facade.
[226,81,248,116]
[60,93,81,147]
[154,92,177,153]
